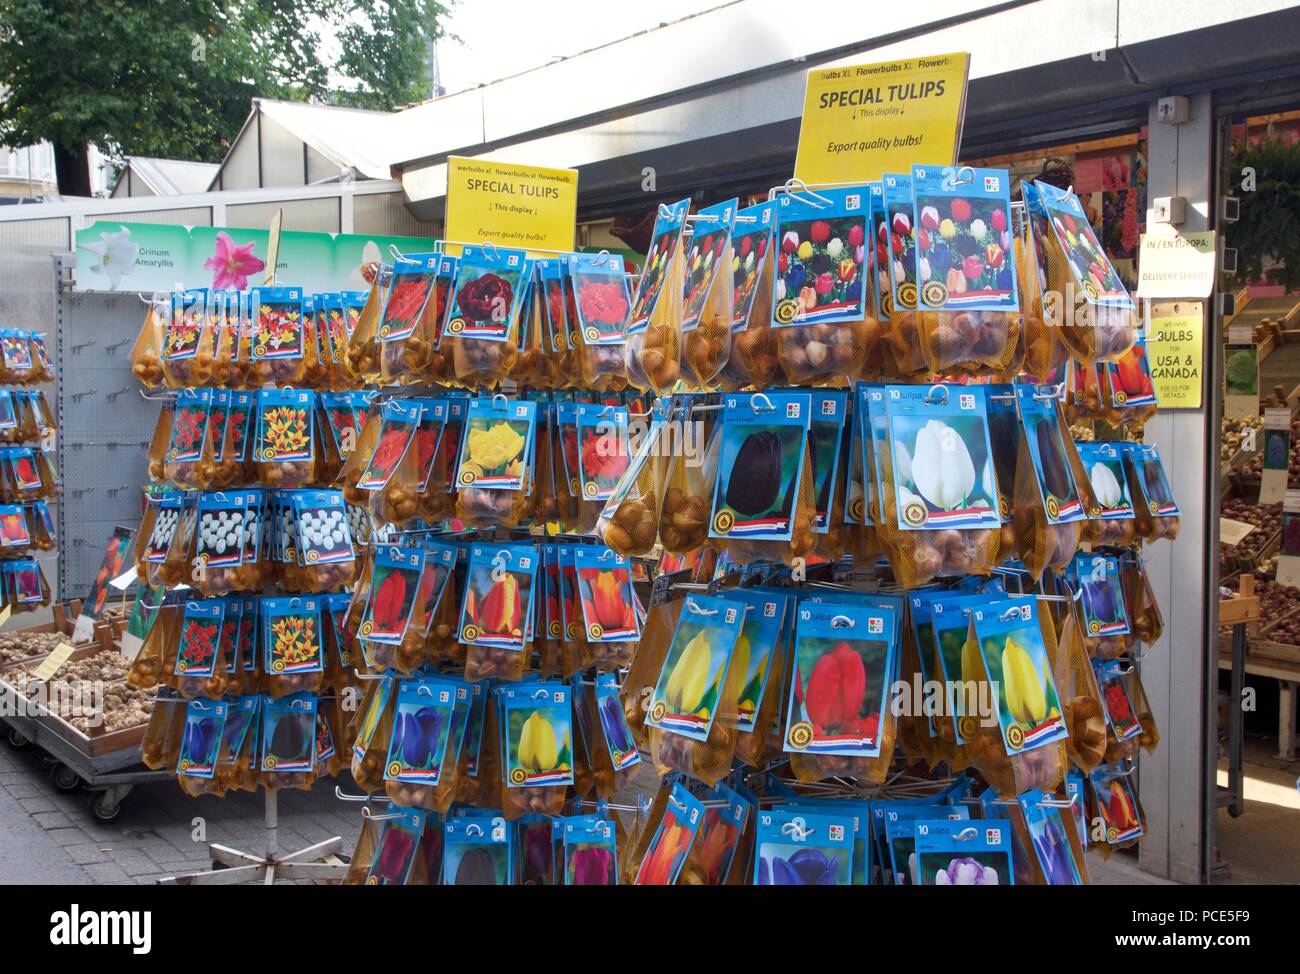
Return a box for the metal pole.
[265,787,278,862]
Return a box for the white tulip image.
[1089,461,1122,508]
[912,419,976,510]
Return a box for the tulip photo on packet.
[753,809,854,886]
[970,597,1068,754]
[645,593,747,742]
[634,781,703,885]
[501,684,574,788]
[915,818,1013,885]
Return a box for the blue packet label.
[709,391,812,541]
[772,186,869,328]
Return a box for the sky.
[434,0,731,96]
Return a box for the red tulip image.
[805,642,866,733]
[891,234,906,257]
[371,428,412,478]
[814,272,833,296]
[951,198,972,222]
[756,235,767,258]
[580,431,628,481]
[371,571,409,632]
[739,235,752,258]
[1103,681,1134,724]
[577,281,628,327]
[963,255,984,281]
[1107,781,1139,831]
[990,208,1007,233]
[778,252,789,275]
[479,574,521,636]
[695,814,738,885]
[917,228,931,251]
[848,224,864,247]
[891,212,911,237]
[0,513,27,544]
[809,221,831,245]
[386,277,431,324]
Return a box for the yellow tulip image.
[732,632,753,711]
[1002,636,1047,725]
[961,636,985,687]
[467,421,525,471]
[665,631,712,714]
[518,710,559,772]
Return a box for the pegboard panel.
[54,262,156,599]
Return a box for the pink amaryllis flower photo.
[203,231,265,290]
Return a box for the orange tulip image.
[635,817,692,886]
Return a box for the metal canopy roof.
[387,0,1300,220]
[112,156,220,197]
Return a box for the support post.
[1138,91,1217,884]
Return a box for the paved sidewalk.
[0,740,360,885]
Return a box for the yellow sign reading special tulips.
[445,157,578,255]
[794,53,970,185]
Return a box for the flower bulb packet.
[444,815,513,886]
[911,165,1018,313]
[971,596,1069,754]
[709,391,811,542]
[1035,180,1133,312]
[260,692,317,773]
[195,491,247,571]
[177,698,227,779]
[591,672,639,773]
[366,805,428,886]
[167,389,213,465]
[378,255,438,343]
[885,383,1001,531]
[356,399,419,491]
[571,252,631,346]
[772,186,870,328]
[261,596,324,675]
[1103,336,1157,408]
[1068,552,1130,637]
[1015,385,1085,525]
[1090,765,1144,844]
[723,587,791,734]
[575,402,629,502]
[0,503,30,548]
[384,677,458,785]
[784,798,872,885]
[1125,442,1179,517]
[681,197,737,332]
[573,546,639,642]
[1095,659,1143,742]
[645,593,747,742]
[217,597,242,676]
[730,201,776,331]
[1076,442,1134,519]
[844,387,868,526]
[175,599,225,677]
[363,545,424,645]
[499,683,574,788]
[0,328,33,379]
[319,391,369,463]
[444,245,533,342]
[291,489,353,565]
[754,809,854,886]
[883,803,970,886]
[254,388,314,463]
[914,817,1013,885]
[250,286,305,361]
[804,389,848,532]
[217,694,258,767]
[459,543,537,653]
[634,780,703,885]
[456,397,535,491]
[881,173,919,314]
[1017,790,1084,884]
[563,814,618,885]
[1064,770,1090,850]
[784,600,897,759]
[628,199,690,335]
[165,289,207,361]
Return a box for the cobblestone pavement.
[0,739,360,885]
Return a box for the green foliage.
[0,0,451,185]
[1228,132,1300,291]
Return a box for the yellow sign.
[1146,301,1204,408]
[794,53,970,185]
[445,157,578,254]
[1136,227,1217,299]
[32,642,76,682]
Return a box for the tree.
[0,0,452,196]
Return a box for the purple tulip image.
[758,847,840,885]
[598,693,635,756]
[569,846,616,886]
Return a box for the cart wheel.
[49,764,81,793]
[5,726,29,749]
[89,792,123,824]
